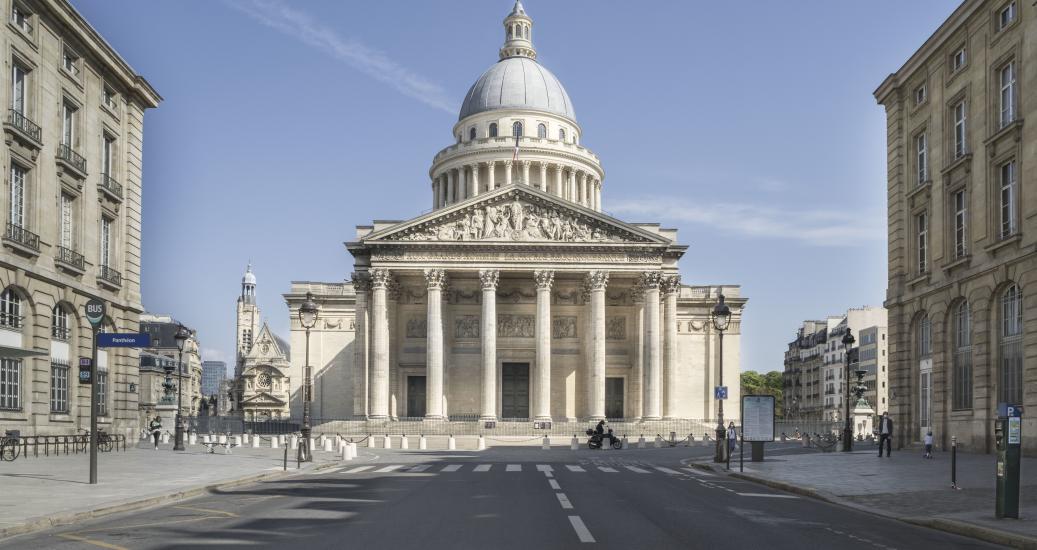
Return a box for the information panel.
[741,395,775,442]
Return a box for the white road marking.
[374,465,403,473]
[343,466,375,474]
[568,515,596,543]
[682,467,714,477]
[556,492,573,509]
[655,467,682,475]
[597,466,618,473]
[548,479,561,490]
[474,464,492,472]
[506,464,522,472]
[406,464,431,472]
[441,464,462,472]
[565,465,586,472]
[536,464,553,472]
[736,493,800,499]
[545,471,554,478]
[625,466,651,474]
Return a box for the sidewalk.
[709,446,1037,549]
[0,440,345,540]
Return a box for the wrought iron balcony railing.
[99,174,123,199]
[56,245,85,270]
[57,143,87,173]
[5,222,39,252]
[99,265,121,287]
[7,109,41,143]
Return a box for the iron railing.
[2,432,126,458]
[5,222,39,252]
[57,143,87,173]
[7,109,40,142]
[98,265,121,287]
[99,174,122,199]
[56,245,84,270]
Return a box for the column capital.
[661,274,682,296]
[467,163,479,172]
[521,159,532,167]
[584,270,609,291]
[479,269,500,290]
[370,268,394,289]
[638,271,663,289]
[504,160,513,167]
[350,272,371,292]
[485,160,496,167]
[424,268,448,290]
[533,270,555,290]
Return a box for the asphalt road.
[0,444,1003,550]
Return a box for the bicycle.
[1,430,20,461]
[78,428,114,453]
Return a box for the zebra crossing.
[331,463,708,476]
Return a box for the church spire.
[500,1,535,61]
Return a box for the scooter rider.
[595,419,612,447]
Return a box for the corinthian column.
[424,269,447,420]
[487,161,496,190]
[470,164,480,197]
[555,165,564,198]
[369,268,393,419]
[539,163,548,192]
[480,269,500,421]
[521,160,531,185]
[439,175,447,208]
[640,271,663,420]
[350,273,371,418]
[448,170,457,205]
[505,161,513,186]
[662,275,681,419]
[579,173,588,206]
[534,270,554,421]
[586,271,609,420]
[459,166,468,201]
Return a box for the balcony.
[3,222,39,256]
[98,174,123,202]
[56,143,87,179]
[55,245,85,275]
[97,264,121,290]
[3,109,42,158]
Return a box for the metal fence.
[1,432,127,458]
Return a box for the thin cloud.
[611,197,884,247]
[226,0,454,113]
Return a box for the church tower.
[235,263,261,377]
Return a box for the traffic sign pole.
[84,298,105,485]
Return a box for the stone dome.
[458,56,575,123]
[242,263,256,285]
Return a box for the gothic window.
[489,123,498,137]
[1000,285,1023,404]
[512,121,523,137]
[537,123,546,138]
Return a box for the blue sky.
[73,0,959,371]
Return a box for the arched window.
[953,301,972,410]
[0,288,21,329]
[469,127,477,141]
[1000,285,1023,403]
[537,123,547,138]
[507,26,513,39]
[489,123,498,138]
[51,305,70,340]
[512,121,523,137]
[559,128,566,142]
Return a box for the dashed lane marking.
[506,464,522,472]
[549,479,561,490]
[568,515,596,543]
[344,466,375,474]
[565,465,586,472]
[373,465,404,473]
[441,464,462,472]
[536,464,554,472]
[406,464,431,472]
[735,493,799,499]
[654,467,682,475]
[625,466,651,474]
[474,464,492,472]
[682,467,714,477]
[598,466,618,473]
[556,492,573,509]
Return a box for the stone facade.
[874,0,1035,453]
[0,0,160,437]
[231,265,291,421]
[137,314,202,427]
[282,3,746,424]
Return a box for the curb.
[0,460,339,541]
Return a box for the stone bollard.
[188,433,197,445]
[309,438,316,451]
[279,434,286,446]
[161,433,169,444]
[319,435,326,447]
[802,434,810,447]
[242,434,249,445]
[350,442,358,458]
[570,435,579,450]
[638,434,646,449]
[383,435,392,449]
[368,436,376,448]
[685,433,693,447]
[603,436,611,451]
[271,437,279,449]
[448,435,456,450]
[542,435,550,450]
[342,443,353,461]
[253,436,261,448]
[219,434,228,445]
[401,435,410,450]
[323,438,333,452]
[623,435,630,448]
[654,435,662,448]
[477,435,486,450]
[419,435,427,450]
[290,436,299,450]
[233,435,242,447]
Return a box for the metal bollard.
[951,436,959,490]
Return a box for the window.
[100,217,112,267]
[468,127,476,141]
[102,134,115,177]
[953,100,967,158]
[52,305,70,340]
[9,163,25,228]
[999,2,1016,30]
[0,288,20,329]
[11,63,27,113]
[488,123,498,138]
[953,301,973,410]
[50,359,69,413]
[999,160,1017,239]
[61,102,77,147]
[916,212,928,273]
[102,85,116,110]
[1000,285,1023,404]
[953,189,967,258]
[512,121,523,137]
[915,84,926,105]
[10,4,31,35]
[0,358,20,410]
[559,128,566,142]
[952,47,966,71]
[916,132,928,184]
[58,195,72,252]
[999,62,1015,129]
[96,370,108,416]
[537,123,547,138]
[61,47,80,77]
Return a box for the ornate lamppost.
[841,329,856,452]
[298,292,319,462]
[712,293,731,463]
[173,324,190,451]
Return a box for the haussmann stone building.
[283,2,746,428]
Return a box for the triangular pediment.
[363,185,670,245]
[245,323,287,361]
[242,391,285,405]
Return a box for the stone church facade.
[283,2,746,424]
[233,265,291,420]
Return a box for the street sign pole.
[84,299,105,485]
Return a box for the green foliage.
[740,370,784,417]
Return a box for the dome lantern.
[500,1,535,61]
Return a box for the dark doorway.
[501,363,530,419]
[407,376,427,418]
[606,377,624,419]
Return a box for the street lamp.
[298,292,319,462]
[711,293,731,463]
[173,324,190,451]
[841,329,855,452]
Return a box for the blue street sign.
[715,386,728,400]
[97,333,151,348]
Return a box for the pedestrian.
[149,415,162,450]
[923,430,933,459]
[727,422,737,457]
[876,412,893,457]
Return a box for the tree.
[740,370,784,417]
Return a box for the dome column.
[470,164,480,197]
[538,162,548,192]
[459,166,468,201]
[505,160,513,186]
[439,174,448,208]
[521,160,531,185]
[554,165,564,199]
[487,161,496,191]
[448,169,457,205]
[579,172,588,207]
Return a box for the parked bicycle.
[77,428,114,453]
[1,430,20,461]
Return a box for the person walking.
[876,412,893,457]
[923,430,934,459]
[727,422,737,457]
[149,415,162,450]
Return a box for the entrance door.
[605,377,624,419]
[407,376,427,418]
[501,363,530,419]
